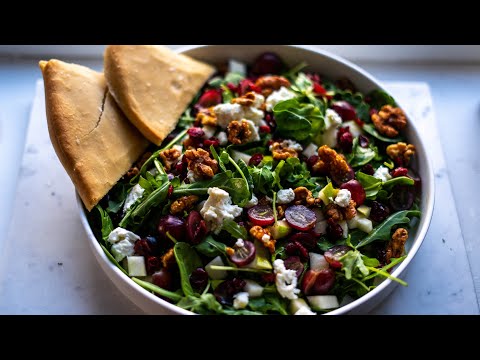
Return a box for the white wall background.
[1,45,480,63]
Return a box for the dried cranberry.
[251,52,284,76]
[283,256,305,278]
[248,153,264,166]
[146,256,162,275]
[204,137,220,148]
[337,127,354,153]
[306,73,321,84]
[361,164,375,175]
[326,218,343,240]
[324,245,353,269]
[306,155,319,170]
[239,79,261,95]
[189,267,209,292]
[167,184,174,198]
[214,278,246,306]
[259,125,271,134]
[358,135,369,148]
[392,167,409,178]
[187,127,205,139]
[197,89,222,108]
[370,201,390,223]
[227,82,238,93]
[134,239,154,257]
[288,232,317,251]
[369,108,378,116]
[331,101,356,121]
[262,273,276,283]
[313,82,327,95]
[331,164,355,186]
[285,241,309,261]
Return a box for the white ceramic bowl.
[78,45,435,315]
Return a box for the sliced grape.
[251,52,284,76]
[229,240,256,267]
[340,179,366,206]
[285,205,317,231]
[248,205,275,226]
[331,101,356,121]
[324,245,353,269]
[389,185,414,211]
[152,268,173,291]
[301,268,336,296]
[158,215,185,241]
[186,210,208,245]
[289,232,317,251]
[189,267,209,292]
[283,256,305,278]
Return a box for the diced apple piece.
[245,240,273,270]
[339,220,348,238]
[290,298,312,314]
[357,205,371,218]
[127,256,147,277]
[309,252,329,271]
[318,182,338,206]
[342,120,363,137]
[307,295,340,310]
[205,256,227,280]
[269,219,292,239]
[230,150,251,164]
[244,279,264,298]
[357,217,373,233]
[322,126,338,148]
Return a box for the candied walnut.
[255,75,291,97]
[196,107,217,126]
[343,200,357,220]
[226,247,235,256]
[371,105,407,138]
[385,228,409,263]
[386,142,416,164]
[312,145,351,181]
[249,225,276,253]
[159,148,181,172]
[184,148,218,179]
[293,187,320,206]
[231,92,258,107]
[161,248,176,269]
[126,151,152,178]
[170,195,199,215]
[227,120,252,145]
[325,203,344,222]
[270,141,299,160]
[325,200,357,221]
[258,196,272,206]
[276,205,286,220]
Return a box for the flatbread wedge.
[40,59,149,211]
[104,45,215,145]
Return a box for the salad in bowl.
[88,51,422,315]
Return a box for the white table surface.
[0,53,479,314]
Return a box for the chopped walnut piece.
[293,187,320,206]
[371,105,407,138]
[386,142,416,164]
[270,141,299,160]
[184,148,218,179]
[231,91,258,107]
[385,228,409,263]
[196,107,217,126]
[126,166,139,178]
[249,225,276,253]
[276,205,286,220]
[227,120,252,145]
[255,76,291,97]
[161,248,176,269]
[170,195,199,215]
[159,148,181,172]
[312,145,351,182]
[325,199,357,222]
[226,247,235,256]
[126,151,152,179]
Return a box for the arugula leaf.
[132,277,183,302]
[178,107,195,129]
[222,219,248,240]
[363,124,403,143]
[105,183,128,214]
[194,235,227,257]
[340,249,369,280]
[174,242,203,297]
[273,98,324,141]
[264,294,289,315]
[249,164,275,195]
[368,89,397,109]
[176,293,225,314]
[346,137,377,167]
[356,210,421,248]
[356,171,383,199]
[174,171,233,197]
[382,176,415,190]
[95,205,114,245]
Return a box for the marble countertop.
[0,54,479,314]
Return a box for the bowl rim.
[77,44,435,315]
